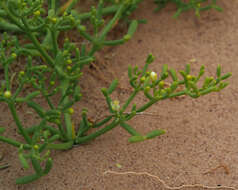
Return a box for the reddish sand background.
[1,0,238,189]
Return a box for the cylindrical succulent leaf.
[169,69,178,81]
[128,135,146,143]
[15,174,40,185]
[107,79,118,94]
[216,64,221,77]
[221,72,232,80]
[19,153,29,169]
[43,158,53,175]
[145,129,166,139]
[127,20,138,36]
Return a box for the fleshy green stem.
[60,79,73,140]
[21,18,54,66]
[4,64,10,90]
[1,2,25,31]
[76,119,120,144]
[99,4,125,40]
[50,27,58,57]
[78,5,119,20]
[8,102,32,144]
[0,135,31,149]
[46,140,73,150]
[120,89,139,114]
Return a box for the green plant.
[0,0,231,185]
[154,0,223,18]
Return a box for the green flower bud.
[123,34,131,41]
[186,75,193,80]
[140,76,146,83]
[160,89,166,96]
[34,10,41,17]
[67,66,72,71]
[146,53,155,64]
[33,145,39,150]
[66,59,72,64]
[4,91,11,98]
[50,17,57,24]
[144,86,151,92]
[159,81,165,88]
[68,107,74,114]
[50,81,55,86]
[42,65,47,69]
[11,53,17,59]
[146,71,150,76]
[19,71,25,76]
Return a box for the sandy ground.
[1,0,238,189]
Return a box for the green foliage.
[0,0,230,185]
[154,0,222,18]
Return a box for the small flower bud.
[4,91,11,98]
[68,107,74,114]
[33,145,39,150]
[146,71,150,76]
[63,50,69,56]
[11,53,17,59]
[186,75,193,80]
[161,89,166,95]
[50,81,55,86]
[159,81,165,88]
[19,71,25,76]
[67,66,72,71]
[150,71,157,82]
[66,59,72,64]
[140,76,146,83]
[50,17,57,24]
[34,10,41,17]
[144,86,151,92]
[123,34,131,41]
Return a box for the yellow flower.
[111,100,120,111]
